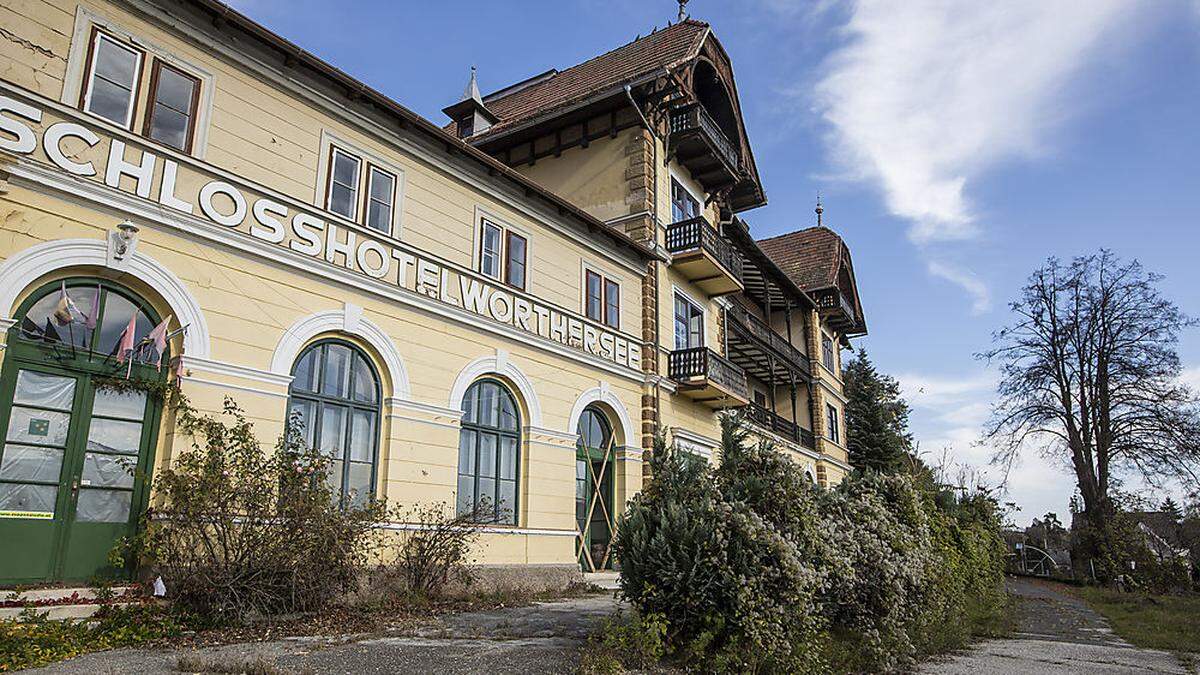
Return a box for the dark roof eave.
[725,219,815,310]
[188,0,660,265]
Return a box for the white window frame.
[82,30,144,130]
[473,208,532,289]
[479,219,504,281]
[826,403,840,444]
[326,146,362,222]
[314,130,406,237]
[668,165,705,224]
[581,263,621,330]
[364,164,398,234]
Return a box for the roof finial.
[815,191,824,228]
[678,0,690,22]
[462,65,483,104]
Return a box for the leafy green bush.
[0,603,180,671]
[614,414,1007,673]
[136,395,387,624]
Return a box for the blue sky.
[230,0,1200,525]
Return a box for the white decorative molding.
[819,453,853,472]
[0,238,211,358]
[270,308,411,399]
[567,385,636,448]
[447,354,544,428]
[671,427,719,462]
[379,522,577,537]
[184,355,293,388]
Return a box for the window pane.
[478,383,499,427]
[321,344,352,398]
[98,293,153,360]
[506,234,526,289]
[20,288,97,350]
[81,452,135,489]
[6,407,71,447]
[369,169,394,202]
[498,480,516,523]
[458,429,476,474]
[154,66,195,112]
[0,482,57,516]
[94,37,139,88]
[74,488,131,523]
[481,224,501,277]
[478,434,497,478]
[318,404,347,458]
[456,474,474,516]
[351,353,377,403]
[325,459,344,494]
[499,393,518,432]
[461,385,478,424]
[604,280,620,329]
[332,151,359,187]
[477,477,495,517]
[14,371,76,411]
[499,436,516,480]
[586,272,602,321]
[288,399,316,450]
[349,410,375,462]
[0,445,64,483]
[86,76,134,126]
[367,200,391,233]
[346,462,373,505]
[148,104,189,150]
[329,183,355,219]
[86,418,142,455]
[92,388,146,420]
[292,348,319,392]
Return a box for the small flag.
[52,282,79,326]
[147,314,172,367]
[115,314,137,365]
[83,285,100,331]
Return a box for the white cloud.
[926,260,991,315]
[812,0,1137,244]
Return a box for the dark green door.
[575,407,615,572]
[0,279,165,585]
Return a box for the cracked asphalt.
[27,594,627,674]
[919,577,1194,674]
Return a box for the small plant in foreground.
[0,604,181,672]
[389,500,494,599]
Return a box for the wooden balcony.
[665,217,744,296]
[669,104,742,192]
[724,304,809,382]
[668,347,750,408]
[746,402,816,450]
[812,287,859,332]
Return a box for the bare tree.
[980,251,1200,539]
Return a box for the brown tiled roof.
[446,20,710,139]
[756,227,846,291]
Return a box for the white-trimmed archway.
[448,350,543,428]
[0,238,211,358]
[568,384,635,448]
[271,305,410,399]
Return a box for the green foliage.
[615,416,1007,673]
[390,500,490,599]
[0,604,181,672]
[578,612,668,674]
[843,349,913,473]
[136,394,388,624]
[1077,587,1200,653]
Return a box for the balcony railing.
[668,346,750,406]
[670,104,740,175]
[746,402,817,450]
[725,304,808,374]
[813,288,856,320]
[665,216,744,293]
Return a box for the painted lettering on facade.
[0,92,641,371]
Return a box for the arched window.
[287,340,380,507]
[18,280,161,361]
[458,379,519,524]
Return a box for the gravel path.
[920,577,1192,674]
[28,594,627,674]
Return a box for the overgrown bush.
[137,394,387,624]
[614,414,1008,673]
[389,500,491,598]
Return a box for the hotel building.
[0,0,865,584]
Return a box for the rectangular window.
[326,147,361,220]
[671,178,701,223]
[505,231,527,290]
[480,220,503,279]
[585,270,603,322]
[82,31,143,129]
[144,60,199,152]
[603,279,620,330]
[822,333,836,372]
[753,390,768,408]
[827,404,840,444]
[364,165,396,233]
[673,293,704,350]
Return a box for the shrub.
[390,500,491,598]
[614,414,1008,673]
[0,603,180,671]
[137,395,387,624]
